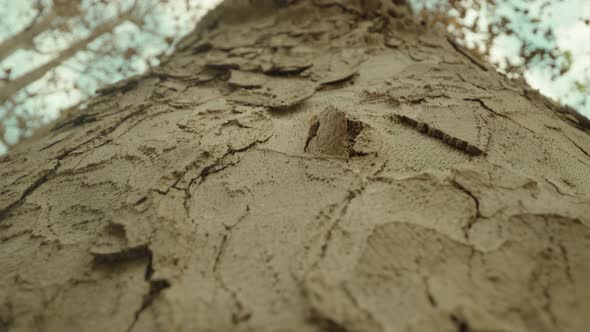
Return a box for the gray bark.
[1,1,590,331]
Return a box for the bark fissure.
[180,132,273,215]
[396,113,484,155]
[341,282,385,332]
[56,103,151,159]
[465,98,536,134]
[318,183,366,261]
[126,248,171,332]
[564,135,590,161]
[542,285,559,328]
[447,37,488,72]
[0,161,60,223]
[450,177,481,240]
[212,205,252,325]
[422,276,437,308]
[450,314,472,332]
[558,243,574,283]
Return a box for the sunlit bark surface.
[1,1,590,331]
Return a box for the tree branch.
[0,7,135,106]
[0,10,58,61]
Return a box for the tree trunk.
[1,1,590,331]
[0,5,136,106]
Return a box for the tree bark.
[1,1,590,331]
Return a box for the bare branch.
[0,10,58,61]
[0,7,135,106]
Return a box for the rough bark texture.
[2,1,590,331]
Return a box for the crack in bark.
[456,72,489,92]
[53,104,151,161]
[96,75,141,96]
[466,246,477,282]
[450,314,472,332]
[465,98,535,135]
[450,177,481,240]
[558,243,574,283]
[319,186,364,260]
[50,113,97,133]
[341,281,384,332]
[563,135,590,161]
[310,0,362,17]
[38,132,76,152]
[541,285,559,329]
[307,179,367,276]
[543,177,577,197]
[0,161,60,223]
[180,132,274,216]
[212,205,252,325]
[422,276,437,308]
[304,119,320,153]
[308,314,349,332]
[0,228,33,243]
[447,37,488,72]
[93,244,151,264]
[396,114,483,156]
[64,106,156,159]
[126,247,170,332]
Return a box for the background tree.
[412,0,590,116]
[1,0,589,155]
[0,0,218,152]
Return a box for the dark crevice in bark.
[558,243,574,283]
[197,155,241,187]
[0,161,60,223]
[5,173,28,187]
[179,132,274,216]
[319,193,353,259]
[308,314,349,332]
[447,37,488,72]
[396,114,483,156]
[38,133,75,152]
[96,76,141,96]
[310,0,362,17]
[465,98,536,135]
[341,282,385,332]
[423,276,437,308]
[127,248,171,332]
[456,72,488,92]
[0,320,9,332]
[543,178,577,197]
[53,104,150,161]
[93,244,151,264]
[64,107,165,159]
[0,229,34,243]
[304,119,320,153]
[450,177,481,240]
[450,314,472,332]
[50,113,97,133]
[346,119,369,158]
[542,285,559,328]
[564,135,590,161]
[114,109,172,140]
[212,204,252,325]
[317,181,366,263]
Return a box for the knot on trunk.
[304,106,366,158]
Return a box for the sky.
[0,0,589,155]
[410,0,590,115]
